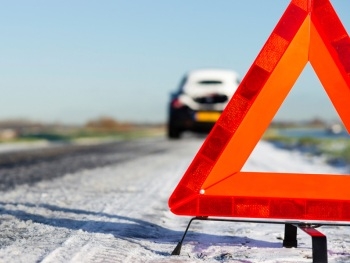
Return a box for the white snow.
[0,137,349,263]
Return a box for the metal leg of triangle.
[300,225,328,263]
[171,218,328,263]
[283,223,328,263]
[283,223,298,248]
[171,217,203,255]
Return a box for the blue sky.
[0,0,350,124]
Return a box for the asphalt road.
[0,137,169,191]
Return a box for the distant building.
[0,129,18,140]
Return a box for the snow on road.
[0,137,349,263]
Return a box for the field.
[263,127,350,169]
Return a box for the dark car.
[167,69,240,139]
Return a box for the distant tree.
[307,117,326,128]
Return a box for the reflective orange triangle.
[168,0,350,222]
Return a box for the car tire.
[167,125,181,139]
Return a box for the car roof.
[185,69,240,83]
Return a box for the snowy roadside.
[0,137,349,262]
[0,140,54,153]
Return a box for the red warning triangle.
[169,0,350,222]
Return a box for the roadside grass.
[0,126,165,145]
[263,128,350,168]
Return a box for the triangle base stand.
[171,217,331,263]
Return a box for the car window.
[178,76,188,92]
[197,80,223,85]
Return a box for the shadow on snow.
[0,201,282,256]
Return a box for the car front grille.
[193,94,228,104]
